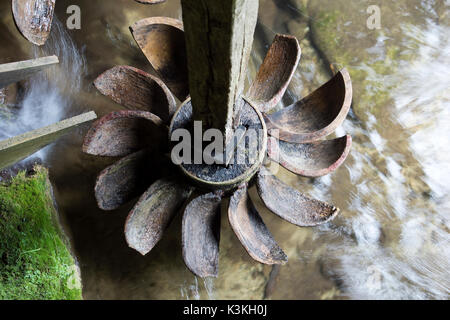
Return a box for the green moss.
[0,166,82,300]
[312,10,342,59]
[305,0,429,121]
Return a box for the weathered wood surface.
[256,167,340,227]
[94,65,176,123]
[0,56,59,89]
[182,192,222,278]
[0,111,97,170]
[125,178,193,255]
[12,0,56,46]
[82,110,167,157]
[181,0,259,143]
[247,34,301,113]
[228,186,288,265]
[267,135,352,178]
[130,17,189,102]
[94,150,168,211]
[264,69,352,143]
[134,0,165,4]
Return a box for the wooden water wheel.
[82,0,353,278]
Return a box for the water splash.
[180,277,201,300]
[0,16,86,162]
[203,278,217,300]
[323,21,450,300]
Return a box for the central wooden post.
[181,0,259,144]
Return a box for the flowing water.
[0,16,85,151]
[0,0,449,299]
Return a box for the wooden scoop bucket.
[12,0,56,46]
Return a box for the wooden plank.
[0,56,59,89]
[0,111,97,170]
[181,0,259,143]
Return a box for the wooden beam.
[0,56,59,89]
[0,111,97,170]
[181,0,259,143]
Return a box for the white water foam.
[327,21,450,300]
[0,17,86,163]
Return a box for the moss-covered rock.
[0,166,82,300]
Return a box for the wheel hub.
[169,96,267,191]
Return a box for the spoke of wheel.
[182,192,222,278]
[256,167,340,227]
[82,110,167,157]
[247,34,301,113]
[264,69,352,143]
[94,150,168,211]
[130,17,189,101]
[94,66,176,123]
[125,178,193,255]
[229,186,287,265]
[267,135,352,177]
